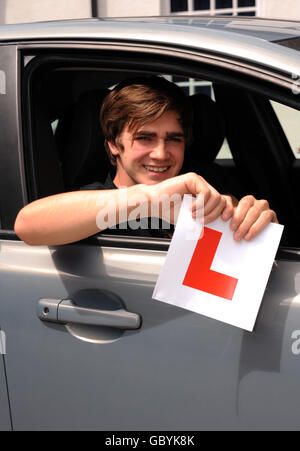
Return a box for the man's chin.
[141,169,178,185]
[142,175,171,185]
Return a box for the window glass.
[215,0,232,9]
[51,119,59,134]
[194,0,210,10]
[216,138,232,159]
[195,84,212,97]
[169,0,256,14]
[171,0,188,12]
[238,0,255,6]
[170,76,212,96]
[238,11,255,15]
[271,101,300,159]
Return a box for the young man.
[14,76,277,246]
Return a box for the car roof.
[113,16,300,42]
[1,16,300,41]
[0,16,300,76]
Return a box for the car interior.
[22,55,300,247]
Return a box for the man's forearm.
[14,185,150,246]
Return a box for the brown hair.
[100,76,193,166]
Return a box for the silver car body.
[0,16,299,431]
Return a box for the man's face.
[109,110,185,187]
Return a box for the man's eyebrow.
[166,132,184,138]
[135,131,184,138]
[136,131,157,137]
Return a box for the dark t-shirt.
[80,164,239,238]
[80,173,174,238]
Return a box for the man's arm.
[15,172,228,246]
[14,172,277,246]
[14,185,150,246]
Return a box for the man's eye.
[168,137,183,142]
[136,136,152,142]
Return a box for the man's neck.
[113,167,136,188]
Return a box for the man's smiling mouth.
[143,165,170,173]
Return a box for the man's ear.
[107,141,120,157]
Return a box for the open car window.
[21,52,300,247]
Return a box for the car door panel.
[0,238,299,430]
[0,351,11,431]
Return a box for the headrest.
[187,92,226,163]
[57,89,110,190]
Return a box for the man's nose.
[150,139,168,159]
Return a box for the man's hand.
[224,195,278,242]
[147,173,278,241]
[148,172,228,225]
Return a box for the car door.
[1,39,300,431]
[0,329,11,431]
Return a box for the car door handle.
[37,298,141,330]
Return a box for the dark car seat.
[55,89,110,190]
[184,92,242,196]
[187,92,226,164]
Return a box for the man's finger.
[230,195,255,231]
[243,210,277,241]
[221,196,234,221]
[192,193,225,220]
[233,205,264,241]
[203,198,228,224]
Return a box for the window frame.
[0,44,27,231]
